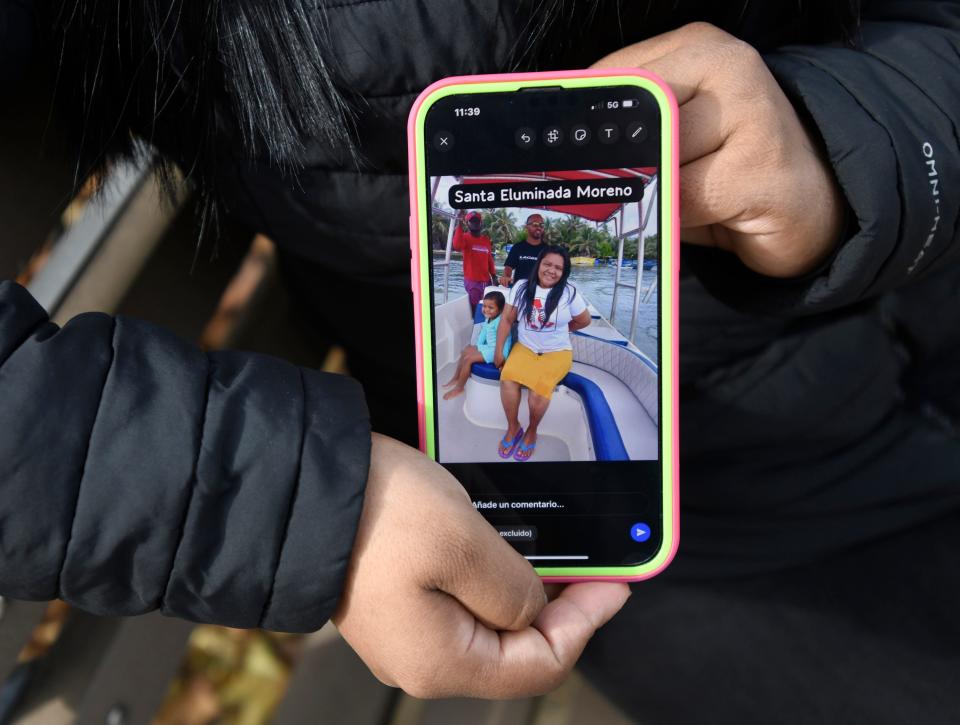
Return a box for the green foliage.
[431,215,450,250]
[437,207,643,260]
[643,234,659,260]
[542,216,613,258]
[481,208,518,251]
[620,234,659,261]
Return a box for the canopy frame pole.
[443,211,456,303]
[428,176,460,304]
[609,210,625,323]
[628,196,644,343]
[629,180,659,344]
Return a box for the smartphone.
[407,70,678,581]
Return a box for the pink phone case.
[407,69,680,582]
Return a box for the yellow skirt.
[500,342,573,399]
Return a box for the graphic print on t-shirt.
[529,298,555,330]
[507,282,587,354]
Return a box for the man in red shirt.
[452,210,497,312]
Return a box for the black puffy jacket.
[2,0,959,632]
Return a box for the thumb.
[452,582,632,698]
[530,583,631,665]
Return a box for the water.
[433,258,659,362]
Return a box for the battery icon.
[623,99,638,108]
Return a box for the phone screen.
[420,83,666,570]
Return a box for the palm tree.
[643,234,660,260]
[540,217,554,246]
[550,216,595,256]
[431,215,451,250]
[483,208,518,253]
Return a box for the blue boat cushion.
[471,362,501,381]
[561,372,629,461]
[468,364,629,461]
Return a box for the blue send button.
[630,522,651,543]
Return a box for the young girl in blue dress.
[442,291,512,400]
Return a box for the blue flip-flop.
[498,427,524,459]
[513,436,537,462]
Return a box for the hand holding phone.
[593,22,843,278]
[333,434,630,698]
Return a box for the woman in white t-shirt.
[494,246,592,461]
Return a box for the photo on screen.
[430,169,661,464]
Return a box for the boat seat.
[561,372,629,461]
[574,330,629,347]
[473,302,486,325]
[473,286,510,324]
[469,363,629,461]
[470,362,502,381]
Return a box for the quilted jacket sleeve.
[0,279,370,633]
[686,0,960,315]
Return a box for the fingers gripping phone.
[408,70,678,581]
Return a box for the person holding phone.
[2,0,959,716]
[494,247,592,461]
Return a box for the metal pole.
[440,177,460,304]
[443,214,456,304]
[643,276,659,304]
[629,196,644,343]
[609,210,624,323]
[630,180,660,341]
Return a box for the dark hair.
[516,246,573,328]
[38,0,354,249]
[483,290,506,315]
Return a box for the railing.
[608,177,660,347]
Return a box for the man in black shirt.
[500,213,545,286]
